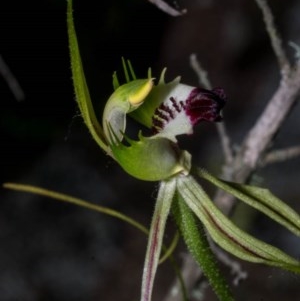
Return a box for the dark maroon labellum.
[184,87,226,125]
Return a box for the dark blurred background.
[1,0,300,300]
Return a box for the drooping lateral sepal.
[141,179,176,301]
[177,175,300,273]
[197,168,300,237]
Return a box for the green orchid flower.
[67,1,300,301]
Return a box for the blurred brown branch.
[254,0,291,75]
[261,145,300,167]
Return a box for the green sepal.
[67,0,108,153]
[141,179,176,301]
[177,175,300,273]
[172,191,234,301]
[109,132,191,181]
[197,168,300,237]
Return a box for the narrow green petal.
[141,179,176,301]
[172,191,234,301]
[177,175,300,273]
[112,71,120,90]
[67,0,108,152]
[121,57,137,82]
[127,59,137,80]
[197,168,300,236]
[122,57,131,83]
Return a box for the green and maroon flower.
[67,1,300,300]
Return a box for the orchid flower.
[67,1,300,300]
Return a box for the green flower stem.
[172,191,234,301]
[141,179,176,301]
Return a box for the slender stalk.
[3,183,148,234]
